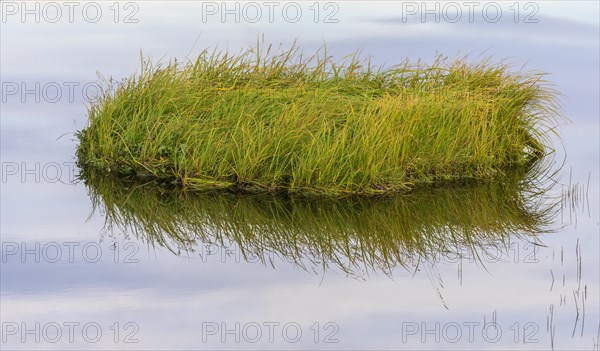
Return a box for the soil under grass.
[76,44,561,196]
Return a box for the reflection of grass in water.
[82,163,558,276]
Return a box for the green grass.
[76,43,561,196]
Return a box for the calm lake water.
[1,1,598,350]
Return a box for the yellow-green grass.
[76,44,561,196]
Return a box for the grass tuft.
[76,43,562,196]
